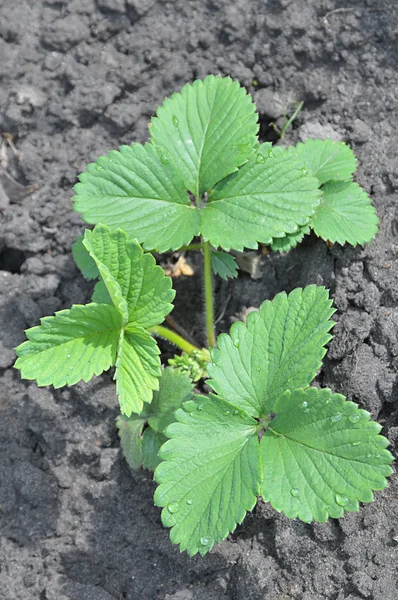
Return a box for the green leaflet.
[71,235,99,280]
[117,368,194,469]
[271,224,310,253]
[260,388,393,522]
[289,139,357,185]
[202,145,321,251]
[150,75,259,197]
[14,303,122,388]
[207,285,335,417]
[154,394,260,556]
[312,181,379,246]
[211,250,239,280]
[84,225,175,329]
[73,143,201,253]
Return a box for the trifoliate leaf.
[312,181,379,246]
[271,224,310,253]
[115,327,161,416]
[208,285,334,417]
[71,235,99,280]
[142,428,166,471]
[15,303,122,387]
[290,139,357,185]
[260,387,393,522]
[154,395,260,556]
[147,367,194,433]
[201,145,321,251]
[84,225,174,329]
[73,143,200,253]
[211,250,239,279]
[117,414,146,470]
[150,75,259,197]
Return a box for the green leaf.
[271,224,310,253]
[260,387,393,522]
[91,279,112,305]
[115,327,161,416]
[150,75,259,197]
[73,143,200,253]
[117,414,145,470]
[201,145,321,251]
[15,303,122,387]
[211,250,239,279]
[207,286,335,417]
[84,225,175,329]
[290,140,357,185]
[148,367,194,433]
[142,428,166,471]
[312,181,379,246]
[71,235,99,280]
[154,395,260,556]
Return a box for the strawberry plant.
[14,75,392,557]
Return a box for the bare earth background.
[1,0,398,598]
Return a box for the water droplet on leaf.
[301,401,308,409]
[167,502,180,514]
[200,537,210,546]
[95,165,103,171]
[290,488,300,498]
[197,404,204,411]
[256,366,261,372]
[267,149,274,158]
[186,499,193,505]
[331,413,342,423]
[349,414,360,423]
[160,155,169,165]
[301,168,308,176]
[172,115,179,127]
[256,153,266,164]
[335,494,351,507]
[233,410,239,415]
[233,340,240,348]
[352,441,360,446]
[224,410,230,416]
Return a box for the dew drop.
[224,410,230,416]
[256,366,261,373]
[160,155,170,165]
[267,149,274,158]
[95,165,103,171]
[366,453,372,458]
[200,537,210,546]
[172,115,179,127]
[70,367,73,370]
[331,413,342,423]
[352,441,360,446]
[349,414,360,423]
[233,410,239,415]
[186,499,193,505]
[233,340,240,348]
[67,354,71,358]
[335,494,351,507]
[290,488,300,498]
[301,168,308,176]
[167,502,180,514]
[301,401,308,409]
[256,153,266,164]
[197,404,204,411]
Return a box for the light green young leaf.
[312,181,379,246]
[290,139,357,185]
[73,143,200,252]
[208,285,335,417]
[150,75,259,197]
[84,225,175,329]
[115,327,161,416]
[154,395,260,556]
[201,146,321,251]
[260,387,393,522]
[271,224,310,253]
[71,235,99,280]
[147,367,194,433]
[15,303,122,388]
[211,250,239,280]
[117,414,145,470]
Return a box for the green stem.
[280,101,304,139]
[203,239,216,347]
[149,325,200,355]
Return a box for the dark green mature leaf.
[84,225,175,329]
[201,146,321,250]
[72,235,99,280]
[15,303,122,388]
[73,143,200,252]
[290,139,357,185]
[150,75,259,197]
[142,428,167,471]
[154,395,260,556]
[148,367,194,433]
[260,388,393,522]
[312,181,379,246]
[211,250,239,279]
[207,286,335,417]
[115,327,161,416]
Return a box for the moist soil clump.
[1,1,398,599]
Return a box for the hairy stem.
[149,325,200,355]
[203,239,216,347]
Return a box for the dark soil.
[1,0,398,598]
